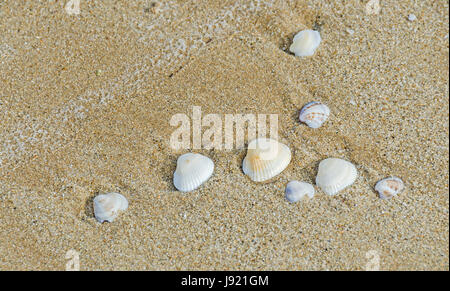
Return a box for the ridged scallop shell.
[173,153,214,192]
[242,138,291,182]
[285,181,315,203]
[93,192,128,223]
[299,101,330,129]
[289,29,321,57]
[315,158,357,195]
[375,177,404,199]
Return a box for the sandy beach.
[0,0,448,270]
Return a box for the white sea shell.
[315,158,358,196]
[285,181,315,203]
[242,138,291,182]
[408,14,417,21]
[173,153,214,192]
[299,101,330,129]
[93,192,129,223]
[375,177,404,199]
[289,29,321,57]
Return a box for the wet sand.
[0,0,448,270]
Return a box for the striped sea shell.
[375,177,404,199]
[315,158,357,196]
[173,153,214,192]
[299,101,330,129]
[242,138,291,182]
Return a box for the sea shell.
[299,101,330,129]
[408,14,417,21]
[315,158,357,195]
[93,192,129,223]
[242,138,291,182]
[375,177,404,199]
[289,29,321,57]
[285,181,315,203]
[173,153,214,192]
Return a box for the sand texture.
[0,0,448,270]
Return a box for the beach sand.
[0,0,448,270]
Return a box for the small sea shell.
[285,181,315,203]
[299,101,330,129]
[173,153,214,192]
[289,29,321,57]
[242,138,291,182]
[408,14,417,21]
[94,192,129,223]
[315,158,357,195]
[375,177,404,199]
